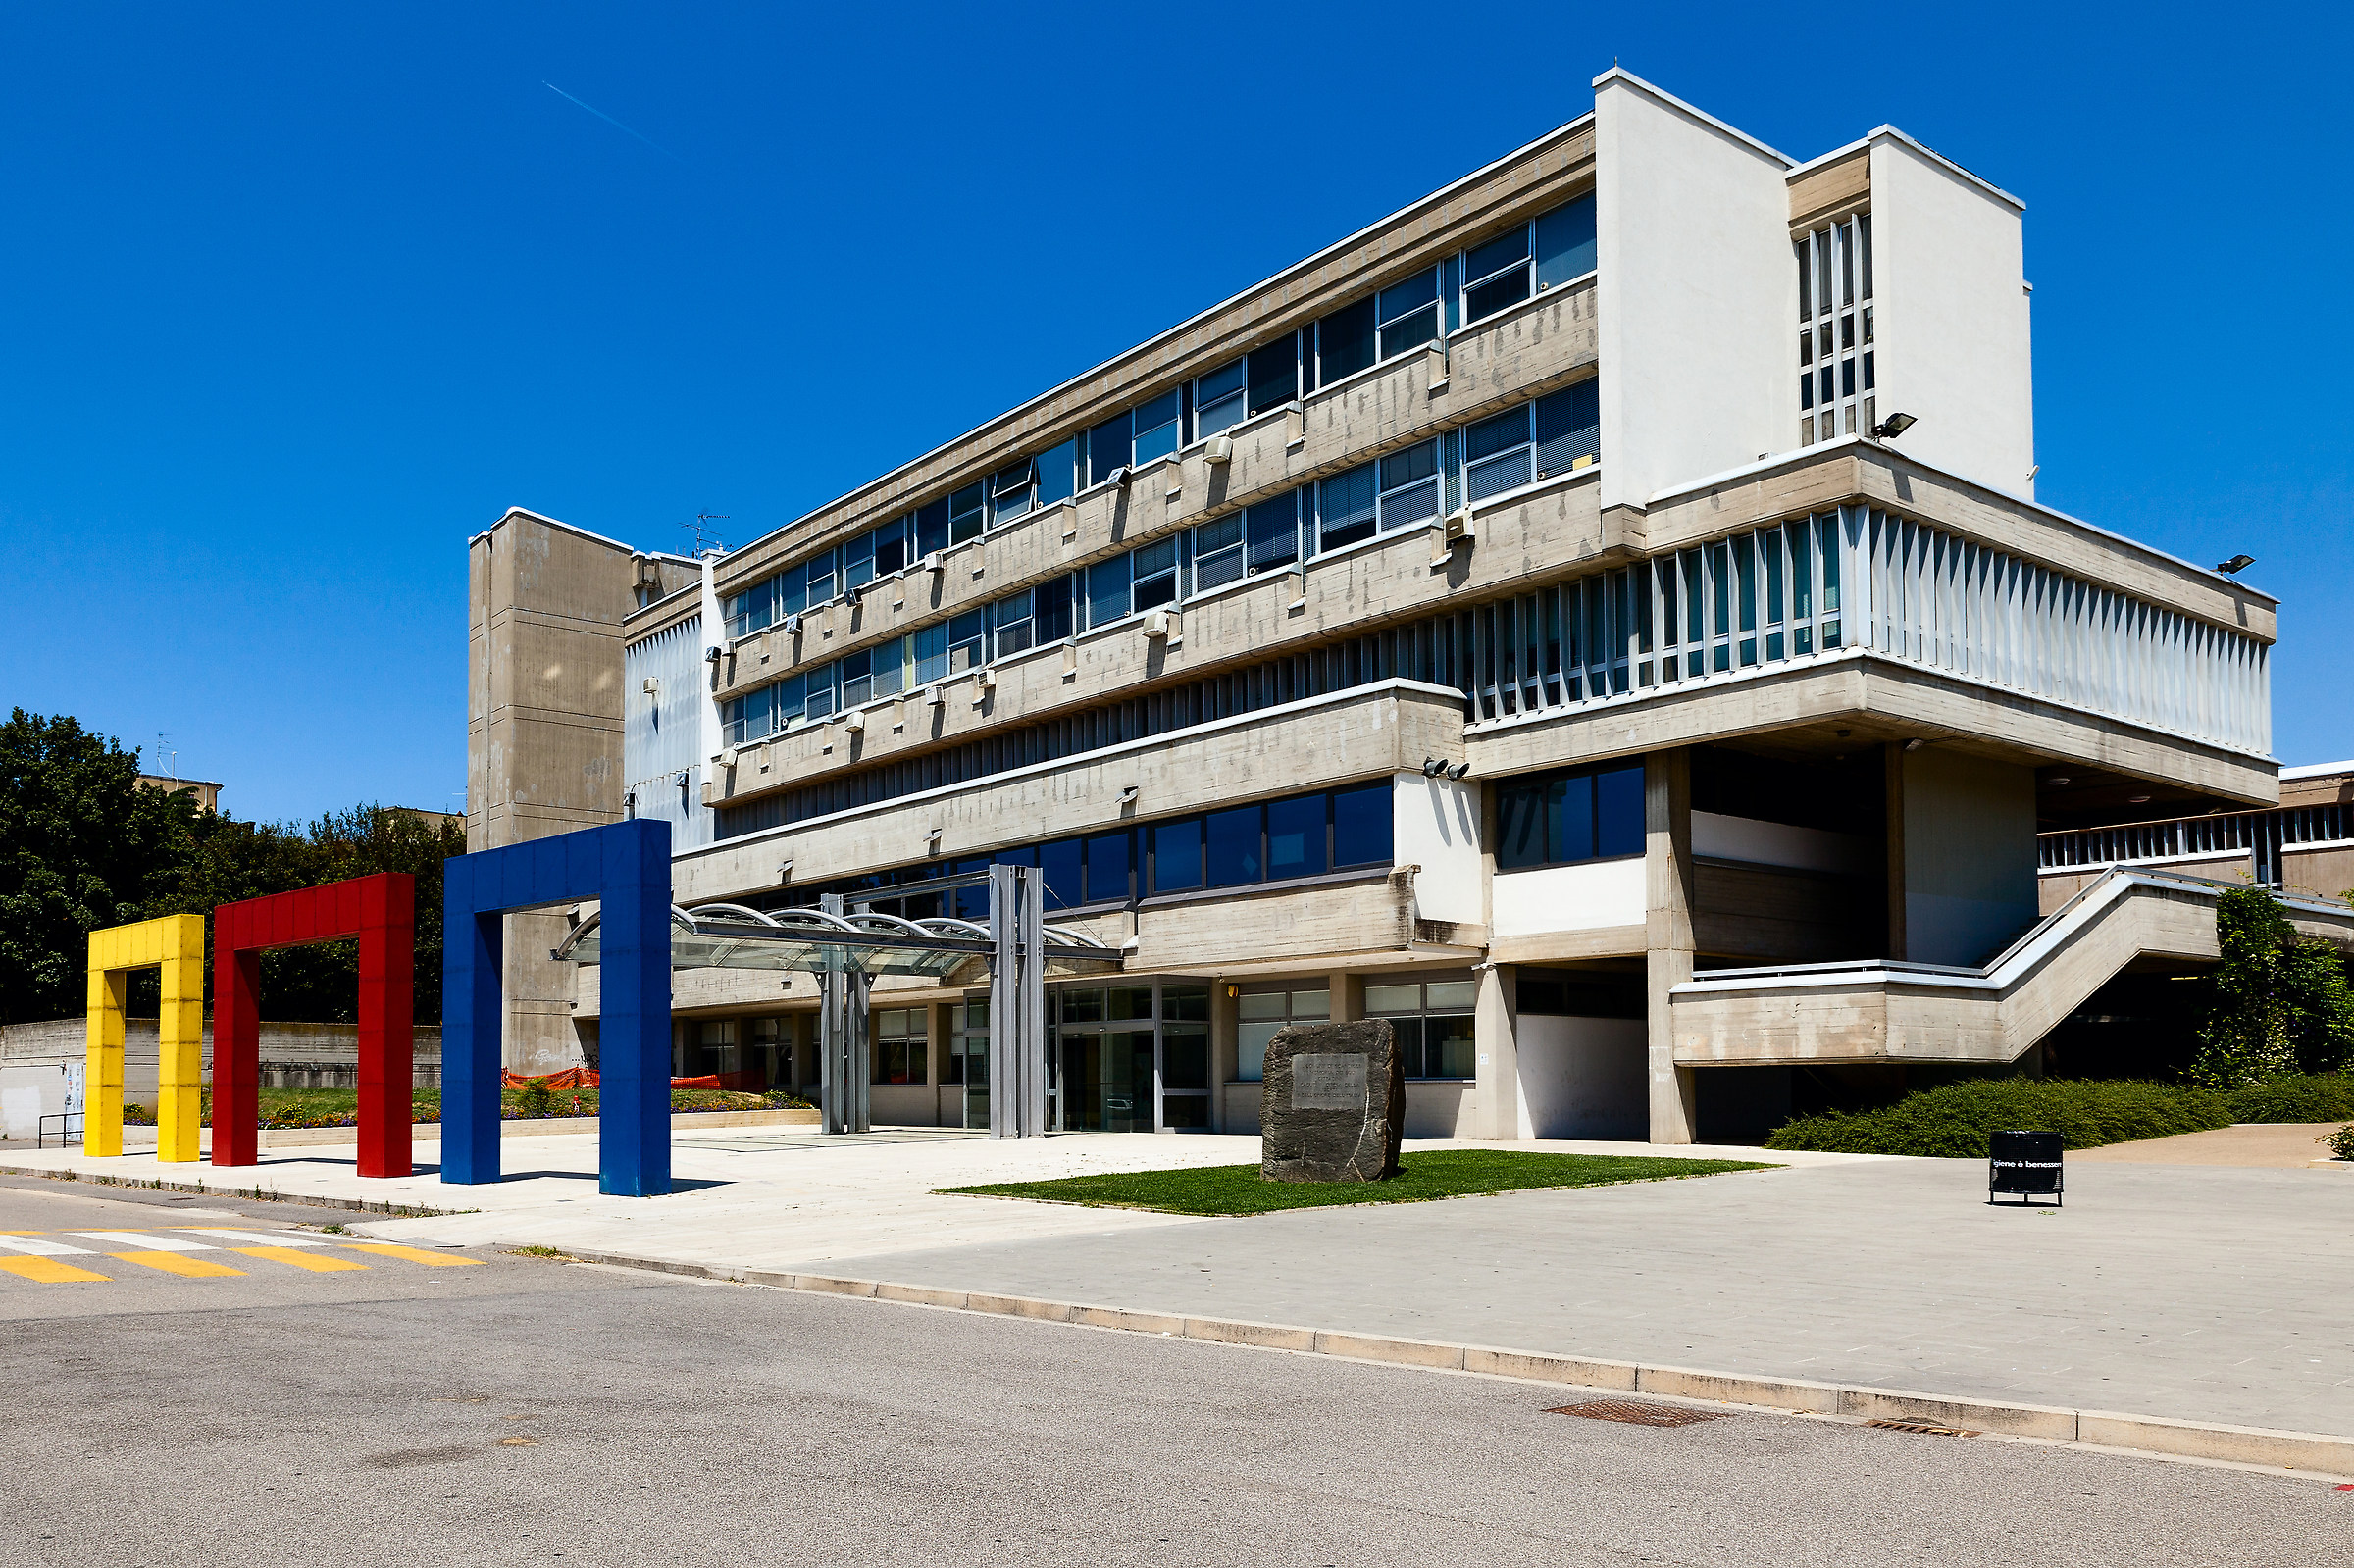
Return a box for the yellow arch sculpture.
[86,915,206,1161]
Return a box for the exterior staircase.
[1667,868,2354,1067]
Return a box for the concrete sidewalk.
[8,1129,2346,1447]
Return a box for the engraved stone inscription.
[1290,1053,1367,1112]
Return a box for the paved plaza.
[7,1127,2349,1442]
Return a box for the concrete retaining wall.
[0,1017,444,1094]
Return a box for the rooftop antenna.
[681,512,732,557]
[152,733,178,780]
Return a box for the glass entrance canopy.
[551,902,1123,982]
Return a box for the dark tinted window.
[1318,463,1377,551]
[1038,838,1083,910]
[1596,765,1645,857]
[1248,338,1298,415]
[1087,413,1131,483]
[1316,297,1376,385]
[1494,762,1646,870]
[1535,379,1601,477]
[1033,574,1074,642]
[1466,227,1529,282]
[916,500,949,556]
[1266,794,1327,880]
[1331,783,1391,868]
[1084,831,1133,904]
[1151,817,1203,892]
[1246,491,1300,570]
[1087,555,1131,628]
[1536,195,1597,287]
[1205,805,1261,887]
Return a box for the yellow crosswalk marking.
[111,1251,246,1278]
[232,1246,367,1273]
[0,1256,110,1284]
[339,1243,482,1267]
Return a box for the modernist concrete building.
[468,71,2341,1143]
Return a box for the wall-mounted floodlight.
[1870,412,1918,439]
[704,646,723,664]
[1446,762,1471,782]
[783,613,803,633]
[1903,738,1928,752]
[1117,784,1139,805]
[1107,465,1132,489]
[1421,757,1446,777]
[923,827,943,851]
[844,585,863,608]
[2214,554,2256,576]
[777,858,793,882]
[2046,776,2072,787]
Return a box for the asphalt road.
[0,1175,2342,1567]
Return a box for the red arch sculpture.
[213,874,415,1178]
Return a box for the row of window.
[719,379,1600,747]
[1234,978,1478,1082]
[1495,762,1646,870]
[722,196,1597,642]
[761,781,1395,920]
[1798,216,1873,448]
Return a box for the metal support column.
[819,893,871,1134]
[986,864,1049,1138]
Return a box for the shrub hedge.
[1764,1072,2354,1158]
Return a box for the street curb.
[0,1163,455,1218]
[549,1244,2354,1479]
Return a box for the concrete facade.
[467,73,2300,1143]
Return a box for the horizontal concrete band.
[559,1247,2354,1480]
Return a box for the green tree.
[1,709,465,1026]
[0,711,197,1023]
[152,805,466,1025]
[2190,885,2354,1088]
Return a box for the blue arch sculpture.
[442,819,673,1196]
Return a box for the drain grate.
[1865,1418,1978,1438]
[1546,1399,1729,1428]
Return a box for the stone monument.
[1260,1018,1404,1183]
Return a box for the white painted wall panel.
[1595,72,1796,510]
[1394,773,1481,924]
[1870,135,2035,498]
[1492,858,1647,936]
[1514,1015,1647,1140]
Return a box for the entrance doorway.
[1059,1029,1154,1132]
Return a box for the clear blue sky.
[4,4,2348,824]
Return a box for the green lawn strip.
[938,1148,1775,1216]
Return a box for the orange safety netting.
[502,1068,769,1092]
[502,1067,598,1090]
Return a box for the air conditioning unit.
[1204,434,1233,466]
[843,710,865,733]
[1430,509,1476,565]
[1143,608,1173,639]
